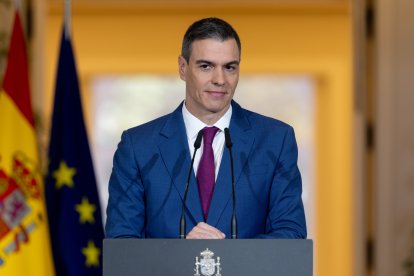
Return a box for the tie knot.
[203,126,219,145]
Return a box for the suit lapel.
[157,104,204,224]
[207,101,255,227]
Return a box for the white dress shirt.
[182,102,232,180]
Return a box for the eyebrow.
[195,60,240,66]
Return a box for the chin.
[206,103,230,114]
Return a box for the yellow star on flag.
[53,160,76,189]
[75,196,96,224]
[82,240,101,267]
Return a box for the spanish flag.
[0,12,55,275]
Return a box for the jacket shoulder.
[240,106,293,133]
[126,113,170,137]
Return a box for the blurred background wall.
[1,0,413,275]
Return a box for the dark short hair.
[181,17,241,62]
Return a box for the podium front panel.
[103,239,312,276]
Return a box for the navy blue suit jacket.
[105,101,306,238]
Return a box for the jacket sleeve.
[256,126,307,239]
[105,130,145,238]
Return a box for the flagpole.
[64,0,71,39]
[14,0,22,13]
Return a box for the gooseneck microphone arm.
[180,129,203,239]
[224,128,237,239]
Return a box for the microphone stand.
[180,130,203,239]
[224,128,237,239]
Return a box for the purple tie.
[197,126,219,220]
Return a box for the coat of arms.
[0,152,42,266]
[194,248,222,276]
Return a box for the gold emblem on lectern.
[194,248,222,276]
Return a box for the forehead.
[189,38,240,62]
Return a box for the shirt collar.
[182,101,232,140]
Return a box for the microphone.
[224,128,237,239]
[180,129,203,239]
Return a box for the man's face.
[178,38,240,123]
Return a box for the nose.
[212,68,225,86]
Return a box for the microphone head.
[194,129,203,149]
[224,128,233,148]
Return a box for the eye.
[199,64,212,70]
[225,64,238,72]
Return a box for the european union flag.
[45,27,104,276]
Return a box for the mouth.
[205,90,227,97]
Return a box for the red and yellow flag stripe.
[0,12,54,275]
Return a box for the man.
[105,17,306,239]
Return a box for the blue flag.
[45,27,104,276]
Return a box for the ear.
[178,55,187,81]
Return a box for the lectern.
[103,239,312,276]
